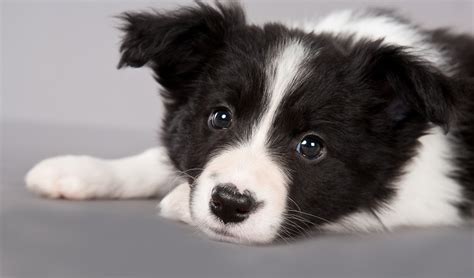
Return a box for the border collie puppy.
[26,2,473,244]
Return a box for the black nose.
[209,184,256,224]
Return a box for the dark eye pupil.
[209,109,232,129]
[297,135,323,159]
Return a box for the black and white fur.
[26,2,474,244]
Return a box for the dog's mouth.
[209,226,231,236]
[209,227,237,239]
[195,217,280,244]
[202,225,243,243]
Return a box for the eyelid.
[296,131,326,143]
[220,104,234,113]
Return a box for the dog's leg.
[158,182,193,224]
[25,147,182,200]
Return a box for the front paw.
[25,156,112,200]
[159,183,192,224]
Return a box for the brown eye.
[297,135,324,160]
[209,108,232,129]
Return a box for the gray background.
[1,1,474,278]
[3,0,474,131]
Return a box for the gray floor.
[1,120,473,278]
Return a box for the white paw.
[159,183,193,224]
[25,156,113,200]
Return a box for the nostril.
[210,199,222,211]
[235,207,250,215]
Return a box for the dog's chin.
[195,220,276,245]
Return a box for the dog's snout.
[210,184,256,224]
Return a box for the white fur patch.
[295,10,451,74]
[190,40,310,243]
[159,182,193,224]
[324,127,464,232]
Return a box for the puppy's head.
[118,3,461,243]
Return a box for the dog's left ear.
[117,2,245,91]
[351,40,463,131]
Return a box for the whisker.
[168,167,205,187]
[282,219,310,239]
[287,196,302,212]
[285,209,332,224]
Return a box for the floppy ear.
[351,40,459,131]
[117,2,245,91]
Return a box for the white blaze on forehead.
[249,40,310,149]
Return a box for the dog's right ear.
[117,2,245,91]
